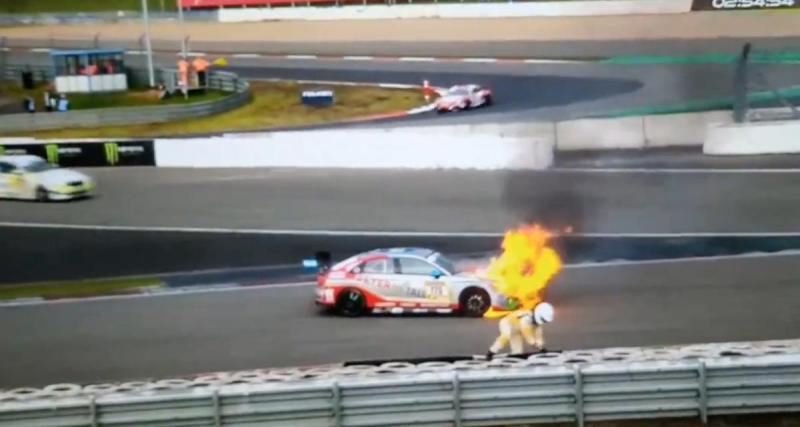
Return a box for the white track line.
[232,53,261,58]
[1,221,800,237]
[342,56,373,61]
[550,168,800,174]
[398,57,436,62]
[523,59,585,64]
[565,249,800,269]
[461,58,498,63]
[285,54,318,60]
[29,48,51,53]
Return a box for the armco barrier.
[704,120,800,155]
[0,70,251,134]
[154,129,554,170]
[2,339,800,427]
[218,0,692,22]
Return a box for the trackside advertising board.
[692,0,798,10]
[0,140,155,167]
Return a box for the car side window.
[0,162,13,174]
[360,258,390,274]
[396,257,436,275]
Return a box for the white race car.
[434,84,493,113]
[0,155,95,201]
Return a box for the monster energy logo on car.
[45,144,59,164]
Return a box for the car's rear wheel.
[35,187,49,202]
[460,288,491,318]
[336,288,366,317]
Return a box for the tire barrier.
[1,339,797,403]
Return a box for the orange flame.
[483,224,563,319]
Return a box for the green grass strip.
[601,53,800,65]
[596,86,800,118]
[0,277,164,301]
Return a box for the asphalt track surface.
[3,166,800,283]
[2,252,800,388]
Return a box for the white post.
[142,0,156,87]
[177,0,188,58]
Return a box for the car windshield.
[428,253,458,275]
[23,160,54,173]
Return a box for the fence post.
[733,43,751,124]
[453,373,462,427]
[574,367,584,427]
[0,37,7,83]
[212,389,222,427]
[89,396,98,427]
[332,381,342,427]
[698,361,708,424]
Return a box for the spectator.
[177,57,190,99]
[43,91,52,112]
[192,57,210,88]
[57,94,69,112]
[49,92,59,112]
[23,96,35,113]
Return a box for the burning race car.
[434,84,493,113]
[310,248,506,317]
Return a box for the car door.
[470,86,484,106]
[354,257,398,303]
[394,256,452,306]
[0,162,15,198]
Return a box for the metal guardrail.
[0,68,251,133]
[1,339,799,426]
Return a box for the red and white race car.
[434,84,493,113]
[311,248,506,317]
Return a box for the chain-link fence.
[733,43,800,123]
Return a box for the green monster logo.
[104,142,120,165]
[45,144,59,164]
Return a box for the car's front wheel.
[336,288,367,317]
[35,187,49,202]
[460,288,491,318]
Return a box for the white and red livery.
[313,247,505,317]
[434,84,493,113]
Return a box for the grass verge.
[0,82,228,111]
[0,277,163,301]
[14,81,426,139]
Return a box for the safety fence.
[0,68,251,133]
[1,339,799,427]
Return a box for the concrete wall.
[219,0,692,22]
[155,128,554,170]
[554,110,735,151]
[704,120,800,155]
